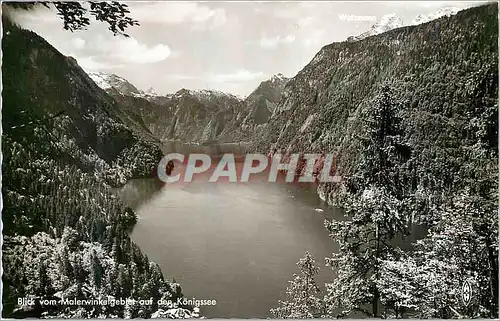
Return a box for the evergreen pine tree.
[271,252,324,318]
[325,86,411,317]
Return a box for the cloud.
[67,35,171,69]
[77,35,171,65]
[7,4,172,66]
[72,56,124,71]
[413,1,466,8]
[165,70,266,83]
[259,34,296,49]
[272,6,303,19]
[129,2,227,30]
[272,3,322,20]
[191,8,227,31]
[297,16,315,28]
[207,70,266,83]
[112,38,171,64]
[384,1,483,9]
[71,37,86,50]
[6,5,60,25]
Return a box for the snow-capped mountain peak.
[411,7,461,25]
[145,87,157,95]
[87,71,164,99]
[87,71,142,96]
[87,71,113,90]
[173,88,242,101]
[348,13,403,41]
[372,13,404,34]
[270,73,289,84]
[347,7,462,42]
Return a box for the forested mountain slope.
[2,18,194,318]
[264,3,498,318]
[249,3,497,201]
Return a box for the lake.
[115,142,345,317]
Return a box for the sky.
[7,1,485,97]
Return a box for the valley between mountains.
[88,71,289,144]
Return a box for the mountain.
[88,72,166,103]
[248,73,290,118]
[2,17,194,318]
[262,4,497,318]
[89,73,244,143]
[88,71,143,96]
[88,71,291,144]
[218,73,290,142]
[348,7,462,42]
[247,3,497,200]
[348,14,404,41]
[147,88,243,143]
[411,7,461,25]
[250,6,497,315]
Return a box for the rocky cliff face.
[218,73,289,142]
[90,71,290,144]
[159,89,243,143]
[90,74,244,143]
[247,3,497,202]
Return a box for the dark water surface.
[115,143,345,318]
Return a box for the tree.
[1,12,187,318]
[350,85,411,198]
[325,186,404,317]
[91,250,103,290]
[36,262,55,297]
[325,86,411,317]
[376,192,497,318]
[271,252,324,318]
[4,1,139,37]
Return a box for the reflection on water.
[113,178,164,210]
[114,142,423,318]
[114,143,342,318]
[120,176,340,318]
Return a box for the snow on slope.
[270,73,289,84]
[353,14,404,41]
[411,7,461,25]
[87,71,162,98]
[87,71,241,101]
[348,7,462,42]
[173,88,242,102]
[87,71,113,90]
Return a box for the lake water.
[114,142,344,317]
[115,142,425,318]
